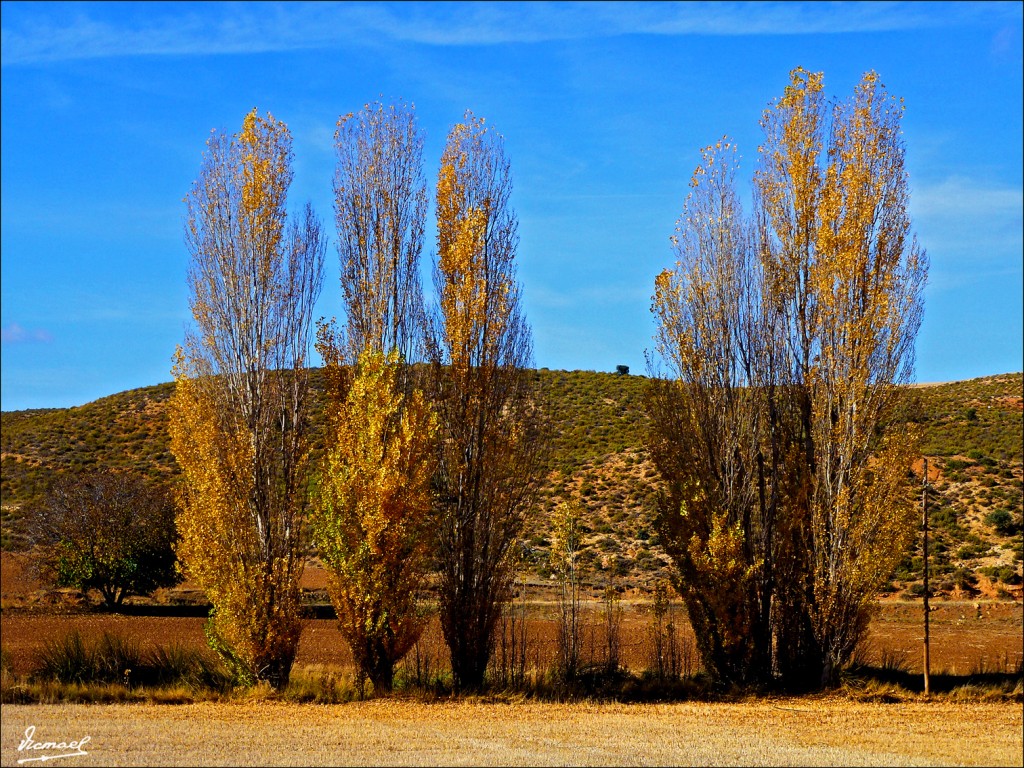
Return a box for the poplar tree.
[756,69,926,686]
[430,111,542,691]
[648,140,776,686]
[332,99,428,363]
[312,347,437,693]
[312,100,437,693]
[170,109,325,688]
[649,69,927,689]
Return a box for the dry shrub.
[283,664,359,703]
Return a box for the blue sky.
[2,1,1021,411]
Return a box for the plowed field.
[3,599,1022,680]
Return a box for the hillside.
[2,370,1021,599]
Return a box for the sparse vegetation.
[22,630,229,695]
[2,371,1020,601]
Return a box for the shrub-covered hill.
[2,370,1021,597]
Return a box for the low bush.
[952,567,979,591]
[956,539,991,560]
[32,630,229,691]
[35,631,97,684]
[978,565,1023,586]
[984,509,1021,536]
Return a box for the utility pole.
[922,457,931,697]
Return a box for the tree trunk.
[369,658,395,695]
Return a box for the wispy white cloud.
[910,176,1023,293]
[3,1,1019,67]
[635,1,1021,36]
[1,323,54,344]
[911,175,1023,256]
[913,175,1024,217]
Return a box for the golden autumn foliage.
[436,162,500,369]
[430,112,544,691]
[649,69,927,689]
[170,109,325,688]
[758,69,926,685]
[315,101,437,693]
[311,349,437,693]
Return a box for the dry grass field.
[2,698,1021,766]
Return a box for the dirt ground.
[2,549,1021,679]
[2,599,1021,679]
[2,698,1021,767]
[866,599,1023,674]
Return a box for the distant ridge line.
[2,370,1022,414]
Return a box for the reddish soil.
[3,553,1020,680]
[2,601,1020,680]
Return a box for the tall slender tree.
[551,499,586,683]
[312,99,438,693]
[170,109,325,689]
[429,111,543,691]
[647,139,776,686]
[648,69,927,689]
[756,69,926,686]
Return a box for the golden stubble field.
[2,698,1022,766]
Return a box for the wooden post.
[922,458,931,697]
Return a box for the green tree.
[551,500,586,683]
[29,470,179,609]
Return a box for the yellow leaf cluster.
[170,358,303,685]
[312,348,438,686]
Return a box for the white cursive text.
[17,725,91,763]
